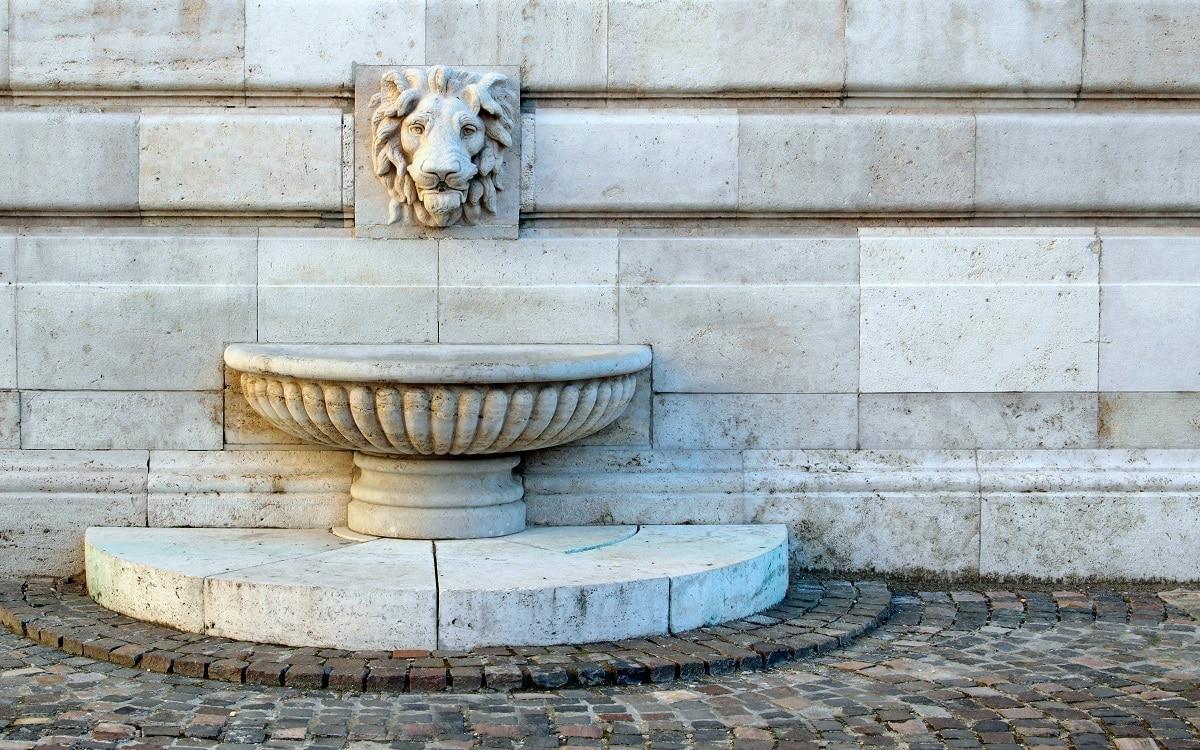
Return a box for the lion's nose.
[421,159,460,182]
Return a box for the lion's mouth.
[419,187,465,223]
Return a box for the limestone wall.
[2,0,1199,581]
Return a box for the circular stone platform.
[0,577,892,693]
[84,525,789,652]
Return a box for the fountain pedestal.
[349,454,525,539]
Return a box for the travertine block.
[1099,394,1200,448]
[0,112,138,211]
[846,0,1082,92]
[0,237,12,389]
[17,232,257,284]
[620,285,858,392]
[1100,234,1200,391]
[607,0,844,93]
[21,391,222,450]
[8,0,243,90]
[860,229,1099,284]
[139,111,343,211]
[976,113,1200,211]
[439,238,620,344]
[654,393,857,450]
[426,0,607,91]
[619,236,858,285]
[0,2,9,88]
[860,393,1099,449]
[978,450,1200,580]
[0,392,17,448]
[530,109,738,212]
[739,113,974,212]
[745,450,981,575]
[258,236,437,344]
[148,450,352,528]
[0,450,147,578]
[1084,0,1200,93]
[524,447,746,525]
[245,0,423,89]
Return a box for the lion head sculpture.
[369,66,517,228]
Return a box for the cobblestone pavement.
[0,585,1197,749]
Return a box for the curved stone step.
[84,524,789,651]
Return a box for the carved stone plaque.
[354,64,521,239]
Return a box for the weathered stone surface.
[8,0,243,90]
[530,109,738,212]
[976,113,1200,211]
[846,0,1083,92]
[258,235,437,344]
[1084,0,1200,93]
[739,113,975,212]
[608,0,844,93]
[147,450,352,528]
[245,0,423,90]
[1100,234,1200,391]
[0,112,138,211]
[860,393,1099,449]
[205,539,437,650]
[524,448,746,526]
[439,238,619,344]
[426,0,607,91]
[621,285,858,393]
[654,393,857,450]
[0,237,13,389]
[21,391,222,450]
[745,450,982,575]
[619,236,859,285]
[140,111,343,212]
[0,391,17,448]
[1099,393,1200,448]
[978,450,1200,580]
[0,450,147,578]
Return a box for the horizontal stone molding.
[4,0,1200,97]
[2,111,1200,219]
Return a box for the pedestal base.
[347,453,525,539]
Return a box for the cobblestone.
[0,583,1194,749]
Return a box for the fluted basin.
[224,344,652,539]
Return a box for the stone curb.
[0,578,892,693]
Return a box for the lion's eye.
[461,125,477,136]
[409,123,425,135]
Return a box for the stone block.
[8,0,243,90]
[607,0,844,93]
[0,450,147,578]
[245,0,423,90]
[846,0,1083,92]
[20,391,222,449]
[860,393,1099,449]
[975,113,1200,211]
[258,235,437,344]
[439,238,620,344]
[85,527,353,633]
[0,391,16,448]
[139,110,343,212]
[17,232,257,284]
[524,447,745,525]
[654,394,857,450]
[744,450,982,575]
[1083,0,1200,93]
[1099,234,1200,391]
[530,109,738,212]
[0,1,8,87]
[1099,393,1200,448]
[619,236,858,285]
[426,0,607,91]
[0,237,12,389]
[204,540,437,650]
[738,113,974,212]
[620,285,858,392]
[147,450,352,528]
[978,450,1200,580]
[0,112,138,211]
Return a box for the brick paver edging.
[0,578,890,693]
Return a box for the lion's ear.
[380,71,402,101]
[463,73,515,135]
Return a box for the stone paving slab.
[0,577,891,693]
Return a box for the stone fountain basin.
[224,343,652,455]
